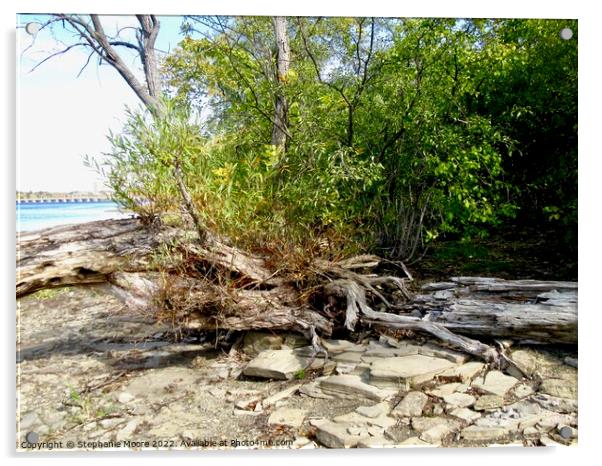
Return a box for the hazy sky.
[17,15,185,192]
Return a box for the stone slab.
[369,355,457,389]
[391,391,428,418]
[268,408,307,428]
[320,375,396,401]
[243,350,305,380]
[472,371,519,397]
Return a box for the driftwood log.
[16,218,577,363]
[405,277,577,344]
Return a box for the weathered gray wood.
[413,278,578,345]
[426,300,577,344]
[16,219,176,297]
[16,218,281,298]
[324,279,499,362]
[16,218,577,360]
[449,276,578,292]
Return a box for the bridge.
[17,197,111,204]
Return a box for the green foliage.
[101,17,576,261]
[91,101,204,222]
[473,19,578,252]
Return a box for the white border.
[3,1,600,465]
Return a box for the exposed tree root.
[17,218,577,365]
[322,279,499,362]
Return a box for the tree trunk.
[405,278,578,344]
[16,219,175,297]
[271,16,290,149]
[16,219,577,364]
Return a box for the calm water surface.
[17,201,130,232]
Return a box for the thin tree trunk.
[271,16,290,149]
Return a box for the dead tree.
[26,14,205,242]
[16,218,578,365]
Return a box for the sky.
[17,14,187,193]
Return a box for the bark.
[271,16,290,149]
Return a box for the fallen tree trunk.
[427,300,577,344]
[16,218,280,298]
[404,278,578,345]
[17,219,577,364]
[16,219,174,297]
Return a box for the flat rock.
[473,395,505,411]
[333,352,364,363]
[292,436,312,448]
[369,355,457,389]
[450,407,481,423]
[320,375,395,401]
[399,436,431,446]
[282,333,310,349]
[411,416,461,434]
[391,391,428,418]
[243,349,304,380]
[333,411,372,425]
[268,408,307,428]
[298,380,333,399]
[418,343,469,364]
[310,419,365,448]
[438,362,485,383]
[442,392,476,409]
[357,436,395,448]
[242,332,283,356]
[335,362,358,375]
[539,378,577,399]
[235,396,261,411]
[511,349,576,381]
[367,416,397,429]
[420,423,452,444]
[531,393,578,414]
[322,340,366,354]
[536,411,577,431]
[364,341,420,358]
[461,425,510,442]
[355,401,391,418]
[510,383,534,399]
[117,392,135,404]
[429,383,461,397]
[262,383,301,407]
[472,371,519,397]
[523,426,540,439]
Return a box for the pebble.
[118,392,135,404]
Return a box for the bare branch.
[28,42,88,73]
[76,49,96,78]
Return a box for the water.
[17,201,131,232]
